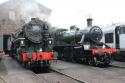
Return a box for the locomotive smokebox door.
[89,26,103,43]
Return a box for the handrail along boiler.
[9,18,55,68]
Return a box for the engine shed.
[0,0,51,53]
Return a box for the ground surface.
[0,55,46,83]
[1,55,125,83]
[51,60,125,83]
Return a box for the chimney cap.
[86,18,93,27]
[87,18,93,21]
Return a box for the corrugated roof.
[102,23,125,32]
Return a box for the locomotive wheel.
[87,58,93,65]
[62,56,67,61]
[87,55,92,65]
[42,60,50,70]
[93,57,98,66]
[21,61,27,67]
[63,47,71,61]
[87,56,98,66]
[103,53,111,66]
[57,52,64,60]
[70,52,76,63]
[71,56,76,63]
[25,62,31,69]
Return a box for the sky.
[0,0,125,29]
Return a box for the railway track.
[109,64,125,69]
[48,60,125,83]
[1,55,84,83]
[27,71,48,83]
[2,56,125,83]
[0,76,7,83]
[49,67,84,83]
[33,62,125,83]
[19,60,125,83]
[1,56,48,83]
[32,67,84,83]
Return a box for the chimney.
[87,18,93,27]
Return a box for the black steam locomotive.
[53,19,116,66]
[9,18,55,68]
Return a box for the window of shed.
[121,27,125,34]
[105,33,113,43]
